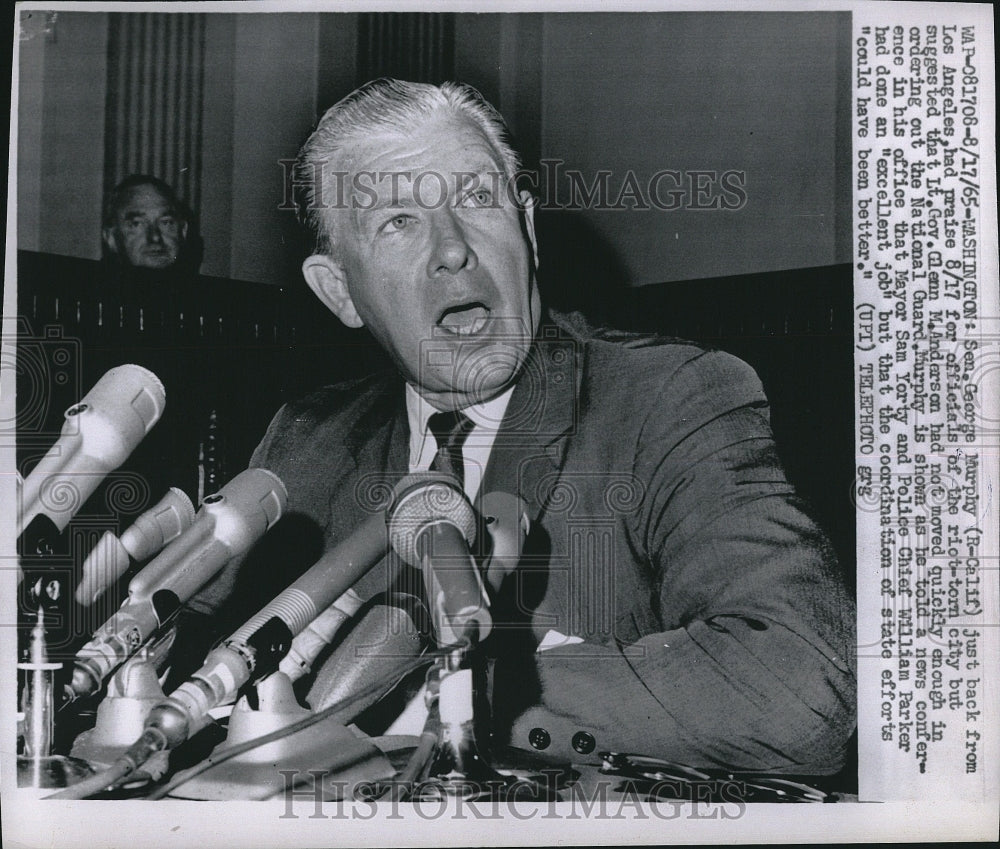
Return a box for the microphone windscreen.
[387,474,476,567]
[120,487,196,562]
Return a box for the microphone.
[68,468,287,701]
[305,593,429,723]
[275,492,528,686]
[388,474,487,647]
[477,491,530,594]
[75,488,197,607]
[278,588,365,683]
[18,365,166,561]
[132,472,461,754]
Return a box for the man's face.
[104,184,187,270]
[302,110,541,410]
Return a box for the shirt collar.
[405,382,516,463]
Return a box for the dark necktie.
[427,410,475,489]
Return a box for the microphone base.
[69,651,173,782]
[411,766,565,803]
[169,674,394,800]
[415,733,568,802]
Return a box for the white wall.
[16,11,108,260]
[539,12,849,284]
[226,13,320,285]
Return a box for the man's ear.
[518,190,539,270]
[302,254,363,328]
[102,227,120,256]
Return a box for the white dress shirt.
[404,383,515,501]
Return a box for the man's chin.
[136,254,175,270]
[408,325,533,406]
[421,361,522,407]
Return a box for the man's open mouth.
[438,303,490,337]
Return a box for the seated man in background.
[95,175,210,501]
[102,174,198,275]
[187,78,856,775]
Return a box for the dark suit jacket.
[190,311,856,774]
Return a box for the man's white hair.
[295,78,522,254]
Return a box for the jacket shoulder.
[550,309,761,391]
[252,371,398,465]
[280,372,391,423]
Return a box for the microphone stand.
[17,607,96,789]
[421,640,499,792]
[407,631,556,802]
[394,640,499,800]
[387,485,560,802]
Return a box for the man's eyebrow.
[463,165,503,179]
[350,202,408,234]
[365,194,419,212]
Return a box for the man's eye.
[160,216,178,229]
[380,214,414,233]
[461,189,493,207]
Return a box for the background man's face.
[308,110,541,409]
[105,184,187,269]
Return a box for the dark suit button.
[528,727,551,750]
[571,731,596,754]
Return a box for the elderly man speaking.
[188,78,855,776]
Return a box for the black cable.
[145,652,443,800]
[389,727,439,802]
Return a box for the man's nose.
[426,212,478,278]
[145,222,163,243]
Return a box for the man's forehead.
[339,110,504,175]
[317,109,513,245]
[118,184,174,215]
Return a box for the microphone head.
[479,491,530,593]
[19,364,167,532]
[75,488,197,607]
[80,364,166,439]
[124,468,287,605]
[74,531,130,608]
[199,467,287,544]
[120,487,197,562]
[387,472,476,567]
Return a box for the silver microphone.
[76,488,196,607]
[388,474,487,647]
[135,472,458,753]
[68,468,287,701]
[19,364,166,539]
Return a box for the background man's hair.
[102,174,186,229]
[294,78,522,255]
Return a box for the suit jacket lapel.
[333,373,410,602]
[479,320,581,524]
[343,372,410,490]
